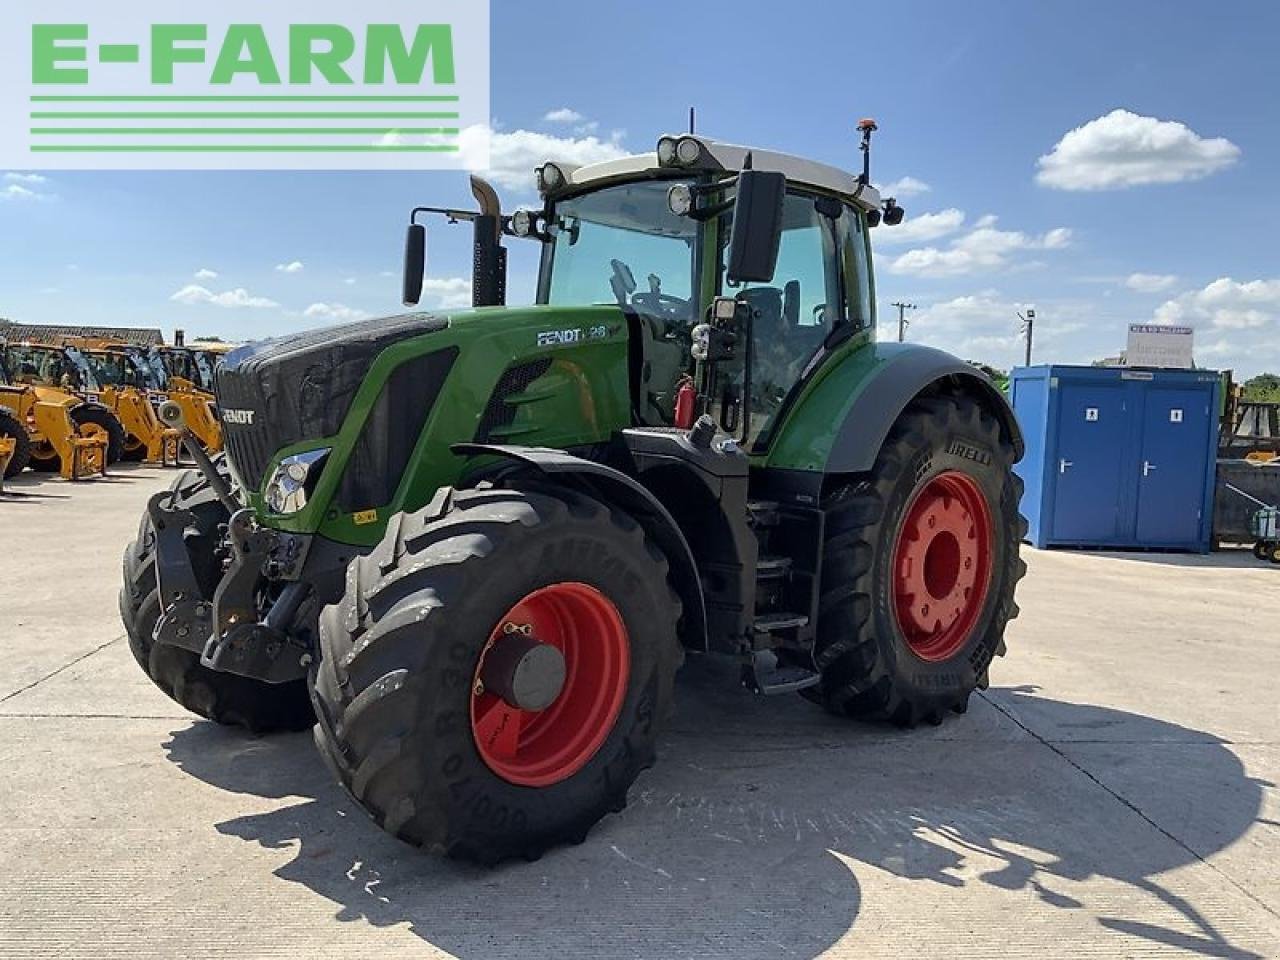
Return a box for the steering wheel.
[631,291,692,324]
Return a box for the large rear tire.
[0,409,32,479]
[119,464,314,733]
[809,395,1025,725]
[312,485,682,864]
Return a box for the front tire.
[312,485,682,864]
[810,396,1025,725]
[119,464,314,732]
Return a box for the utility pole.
[891,301,916,342]
[1017,307,1036,366]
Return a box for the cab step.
[747,499,781,528]
[756,554,792,581]
[743,649,821,695]
[753,611,809,633]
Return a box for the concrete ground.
[1,464,1277,960]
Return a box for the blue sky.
[2,0,1278,375]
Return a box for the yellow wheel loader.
[3,342,179,466]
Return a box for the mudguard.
[763,341,1023,477]
[453,442,709,651]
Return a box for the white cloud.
[4,173,47,184]
[1036,109,1240,191]
[879,176,931,198]
[1125,272,1178,294]
[886,217,1072,278]
[1154,277,1280,331]
[275,260,304,274]
[420,276,472,309]
[544,108,584,125]
[170,284,279,309]
[303,302,371,323]
[873,208,965,246]
[458,125,630,191]
[193,268,219,280]
[343,277,356,286]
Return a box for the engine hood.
[215,312,449,489]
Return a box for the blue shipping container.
[1010,365,1220,552]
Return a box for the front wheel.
[72,404,126,464]
[312,485,682,864]
[809,396,1025,725]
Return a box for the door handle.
[1059,458,1072,474]
[1143,460,1156,477]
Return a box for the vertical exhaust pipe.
[470,175,506,308]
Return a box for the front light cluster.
[264,448,330,515]
[657,135,704,168]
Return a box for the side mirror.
[726,170,785,285]
[403,223,426,306]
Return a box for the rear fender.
[765,342,1022,478]
[453,443,709,651]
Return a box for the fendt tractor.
[122,123,1025,864]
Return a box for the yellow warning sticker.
[353,509,378,526]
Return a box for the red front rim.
[891,471,994,662]
[470,582,630,787]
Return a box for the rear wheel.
[312,485,682,864]
[119,463,314,732]
[0,409,32,478]
[809,396,1025,725]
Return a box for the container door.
[1134,388,1211,545]
[1051,382,1128,542]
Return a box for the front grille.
[475,358,552,442]
[214,312,449,493]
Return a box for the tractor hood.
[215,312,450,490]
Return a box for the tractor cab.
[406,131,891,450]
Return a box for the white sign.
[1127,324,1194,369]
[0,1,490,170]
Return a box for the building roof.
[0,319,165,347]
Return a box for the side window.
[736,192,842,447]
[838,207,874,329]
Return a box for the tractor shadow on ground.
[164,658,1269,960]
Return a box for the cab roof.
[543,134,884,213]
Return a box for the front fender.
[762,341,1022,476]
[453,443,709,651]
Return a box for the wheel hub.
[470,582,630,787]
[479,626,567,711]
[891,471,994,662]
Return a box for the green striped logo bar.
[3,2,490,170]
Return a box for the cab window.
[729,191,842,447]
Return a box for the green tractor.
[123,123,1025,864]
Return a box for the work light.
[666,184,693,217]
[656,136,678,166]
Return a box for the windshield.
[542,179,699,327]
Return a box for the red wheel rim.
[470,582,630,787]
[891,471,994,662]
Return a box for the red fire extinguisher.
[673,376,696,429]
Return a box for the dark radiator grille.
[474,358,552,442]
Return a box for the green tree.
[1242,373,1280,402]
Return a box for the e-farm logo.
[0,1,489,170]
